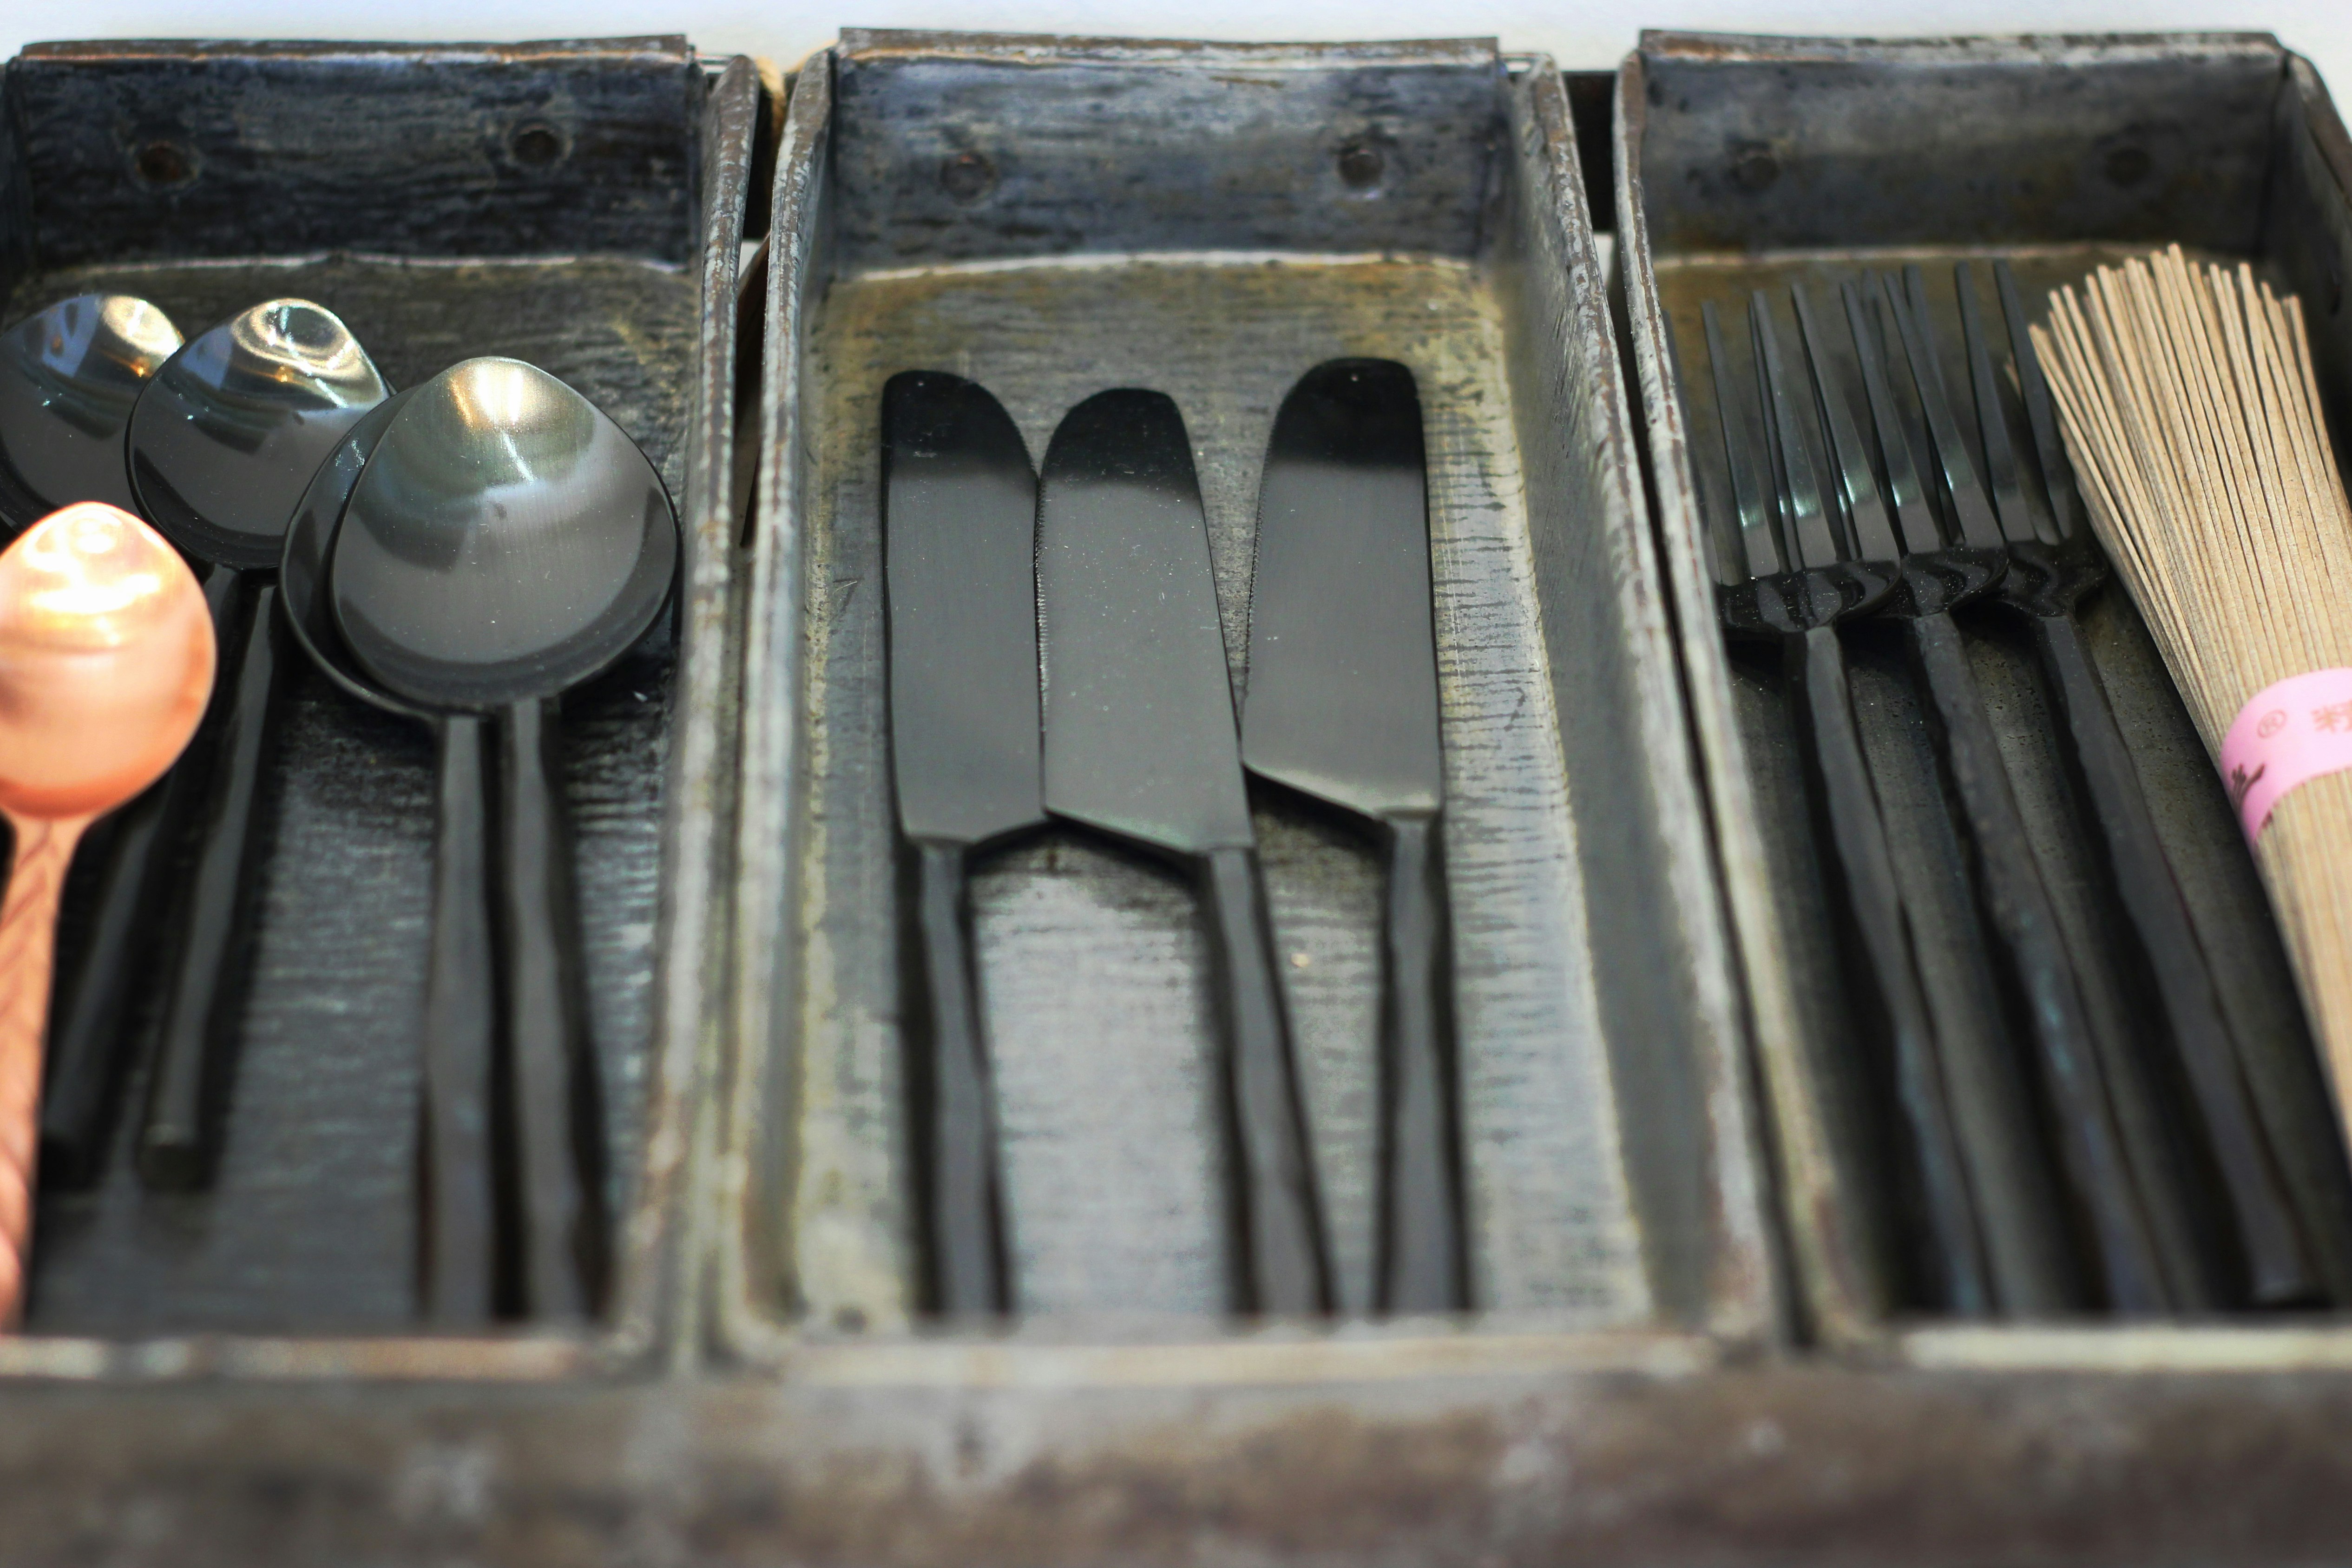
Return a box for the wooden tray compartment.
[1617,30,2352,1340]
[723,32,1774,1350]
[0,36,761,1371]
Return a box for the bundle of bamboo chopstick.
[2036,243,2352,1139]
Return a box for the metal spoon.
[275,390,516,1324]
[112,299,389,1188]
[0,295,182,529]
[331,359,676,1321]
[0,503,214,1325]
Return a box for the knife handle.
[138,578,285,1190]
[498,696,607,1321]
[1905,610,2175,1312]
[2027,609,2313,1306]
[911,839,1008,1315]
[421,714,497,1325]
[1201,844,1331,1315]
[1789,623,1992,1313]
[1376,812,1465,1312]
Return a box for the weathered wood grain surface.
[8,39,700,269]
[781,254,1648,1326]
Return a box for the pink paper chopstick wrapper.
[2221,668,2352,841]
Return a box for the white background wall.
[0,0,2344,99]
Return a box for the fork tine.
[1996,259,2086,543]
[1793,283,1901,564]
[1750,297,1794,552]
[1956,262,2050,545]
[1751,291,1842,570]
[1704,299,1784,580]
[1886,267,2004,551]
[1685,316,1746,589]
[1846,279,1944,558]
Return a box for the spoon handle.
[499,697,605,1320]
[138,577,286,1189]
[37,561,240,1184]
[423,716,498,1324]
[37,781,178,1187]
[0,811,93,1325]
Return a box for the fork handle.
[2028,610,2314,1305]
[1906,611,2171,1312]
[1790,625,1990,1312]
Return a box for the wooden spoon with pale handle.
[0,502,214,1323]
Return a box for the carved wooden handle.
[0,812,90,1326]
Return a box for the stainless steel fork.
[1813,268,2175,1312]
[1963,258,2317,1307]
[1705,291,1991,1314]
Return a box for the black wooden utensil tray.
[726,31,1770,1348]
[1619,31,2352,1342]
[0,36,761,1366]
[19,27,2352,1566]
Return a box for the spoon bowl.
[0,295,182,528]
[0,503,214,812]
[331,357,676,710]
[0,501,213,1322]
[129,298,389,568]
[279,390,418,712]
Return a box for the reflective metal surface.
[0,295,181,530]
[881,370,1045,849]
[0,502,214,820]
[1240,358,1441,820]
[1037,388,1252,854]
[127,299,388,570]
[278,391,420,716]
[330,358,678,711]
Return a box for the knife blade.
[1036,387,1332,1315]
[1241,359,1464,1313]
[881,370,1044,1315]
